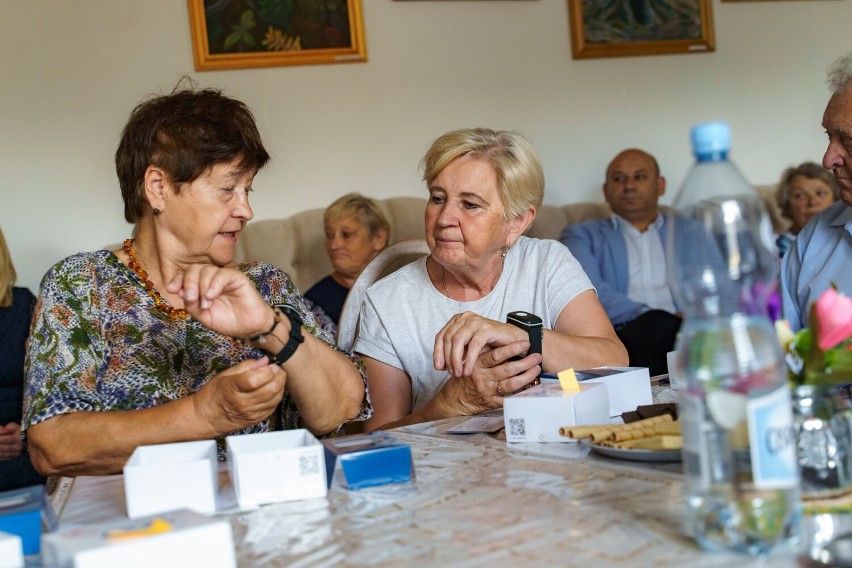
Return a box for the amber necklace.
[123,239,188,320]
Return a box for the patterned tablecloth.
[54,402,832,567]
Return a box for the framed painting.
[188,0,367,71]
[568,0,715,60]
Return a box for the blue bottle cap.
[690,122,730,158]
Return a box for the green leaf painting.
[204,0,352,54]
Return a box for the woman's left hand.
[166,264,272,338]
[434,311,527,379]
[439,342,541,416]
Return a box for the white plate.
[580,439,682,463]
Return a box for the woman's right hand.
[0,422,23,460]
[438,340,541,416]
[166,264,273,339]
[192,357,286,435]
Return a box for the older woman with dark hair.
[774,161,838,257]
[23,87,369,476]
[355,128,627,431]
[305,193,389,328]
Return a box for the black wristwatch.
[271,304,305,365]
[507,311,543,357]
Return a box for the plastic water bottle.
[666,122,800,555]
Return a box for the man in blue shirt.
[559,149,705,375]
[781,54,852,330]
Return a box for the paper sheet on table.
[446,416,505,434]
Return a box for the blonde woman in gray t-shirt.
[355,128,628,431]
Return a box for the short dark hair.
[115,86,270,223]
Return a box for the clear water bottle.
[667,122,800,555]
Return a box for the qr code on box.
[299,454,319,476]
[508,418,526,438]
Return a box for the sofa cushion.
[236,185,785,293]
[235,197,428,293]
[526,202,611,240]
[754,183,789,233]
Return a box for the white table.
[51,406,840,567]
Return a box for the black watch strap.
[530,323,543,355]
[271,304,304,365]
[506,311,543,356]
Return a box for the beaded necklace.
[122,239,189,320]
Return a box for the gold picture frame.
[188,0,367,71]
[568,0,715,60]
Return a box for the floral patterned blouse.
[22,251,370,457]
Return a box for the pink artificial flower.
[814,288,852,351]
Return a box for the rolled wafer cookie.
[620,435,682,450]
[560,413,673,439]
[612,427,657,442]
[582,415,675,443]
[559,425,599,438]
[612,420,682,442]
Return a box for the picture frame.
[568,0,715,60]
[187,0,367,71]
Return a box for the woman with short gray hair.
[774,161,838,257]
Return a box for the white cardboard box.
[573,366,653,417]
[123,440,218,519]
[0,531,23,568]
[41,509,235,568]
[503,382,610,442]
[226,429,327,508]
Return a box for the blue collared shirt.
[781,201,852,330]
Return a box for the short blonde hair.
[420,128,544,219]
[323,193,390,240]
[0,226,17,308]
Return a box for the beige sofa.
[235,185,785,293]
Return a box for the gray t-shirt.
[353,236,594,410]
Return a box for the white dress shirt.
[614,214,677,315]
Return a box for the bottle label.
[748,386,798,489]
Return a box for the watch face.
[507,311,543,327]
[506,311,543,360]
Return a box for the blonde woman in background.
[774,162,838,258]
[304,193,390,329]
[0,226,46,490]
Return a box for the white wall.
[2,0,850,292]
